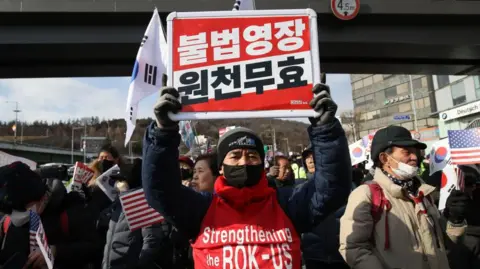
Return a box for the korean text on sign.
[168,10,320,115]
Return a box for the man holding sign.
[142,82,351,268]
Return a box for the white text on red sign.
[177,19,307,66]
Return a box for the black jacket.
[102,198,172,269]
[42,180,103,269]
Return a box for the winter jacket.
[301,172,349,264]
[339,168,466,269]
[141,119,351,266]
[102,197,171,269]
[41,180,103,269]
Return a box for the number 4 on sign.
[331,0,360,21]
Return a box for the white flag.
[124,8,168,146]
[232,0,256,10]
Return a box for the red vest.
[191,175,301,269]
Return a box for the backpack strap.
[366,181,392,250]
[60,211,69,236]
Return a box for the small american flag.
[119,188,164,231]
[448,129,480,165]
[29,211,40,253]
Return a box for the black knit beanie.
[0,162,47,211]
[217,127,265,169]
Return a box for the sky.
[0,74,353,124]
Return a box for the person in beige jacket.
[339,126,468,269]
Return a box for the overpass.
[1,0,480,78]
[0,142,86,165]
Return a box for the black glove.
[444,190,470,224]
[153,87,182,129]
[308,84,338,126]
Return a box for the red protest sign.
[167,9,321,120]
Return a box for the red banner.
[169,11,318,114]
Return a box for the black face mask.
[223,164,264,188]
[180,168,193,181]
[99,160,115,173]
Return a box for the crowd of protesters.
[0,83,478,269]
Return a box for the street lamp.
[71,126,83,164]
[5,101,20,144]
[19,112,24,144]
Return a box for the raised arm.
[277,84,351,233]
[142,87,212,239]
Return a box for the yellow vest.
[291,163,307,179]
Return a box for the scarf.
[382,169,435,227]
[214,172,275,210]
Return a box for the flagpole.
[191,121,201,148]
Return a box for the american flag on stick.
[29,211,40,253]
[119,188,164,231]
[448,129,480,165]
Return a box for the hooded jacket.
[142,119,351,268]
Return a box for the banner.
[95,165,120,201]
[179,121,196,149]
[0,150,36,170]
[71,162,95,195]
[167,9,321,120]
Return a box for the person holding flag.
[0,162,103,269]
[142,83,351,268]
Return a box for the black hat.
[217,127,264,168]
[371,125,427,162]
[0,162,47,212]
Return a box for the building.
[434,75,480,138]
[350,74,439,141]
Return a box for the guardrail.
[0,141,84,156]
